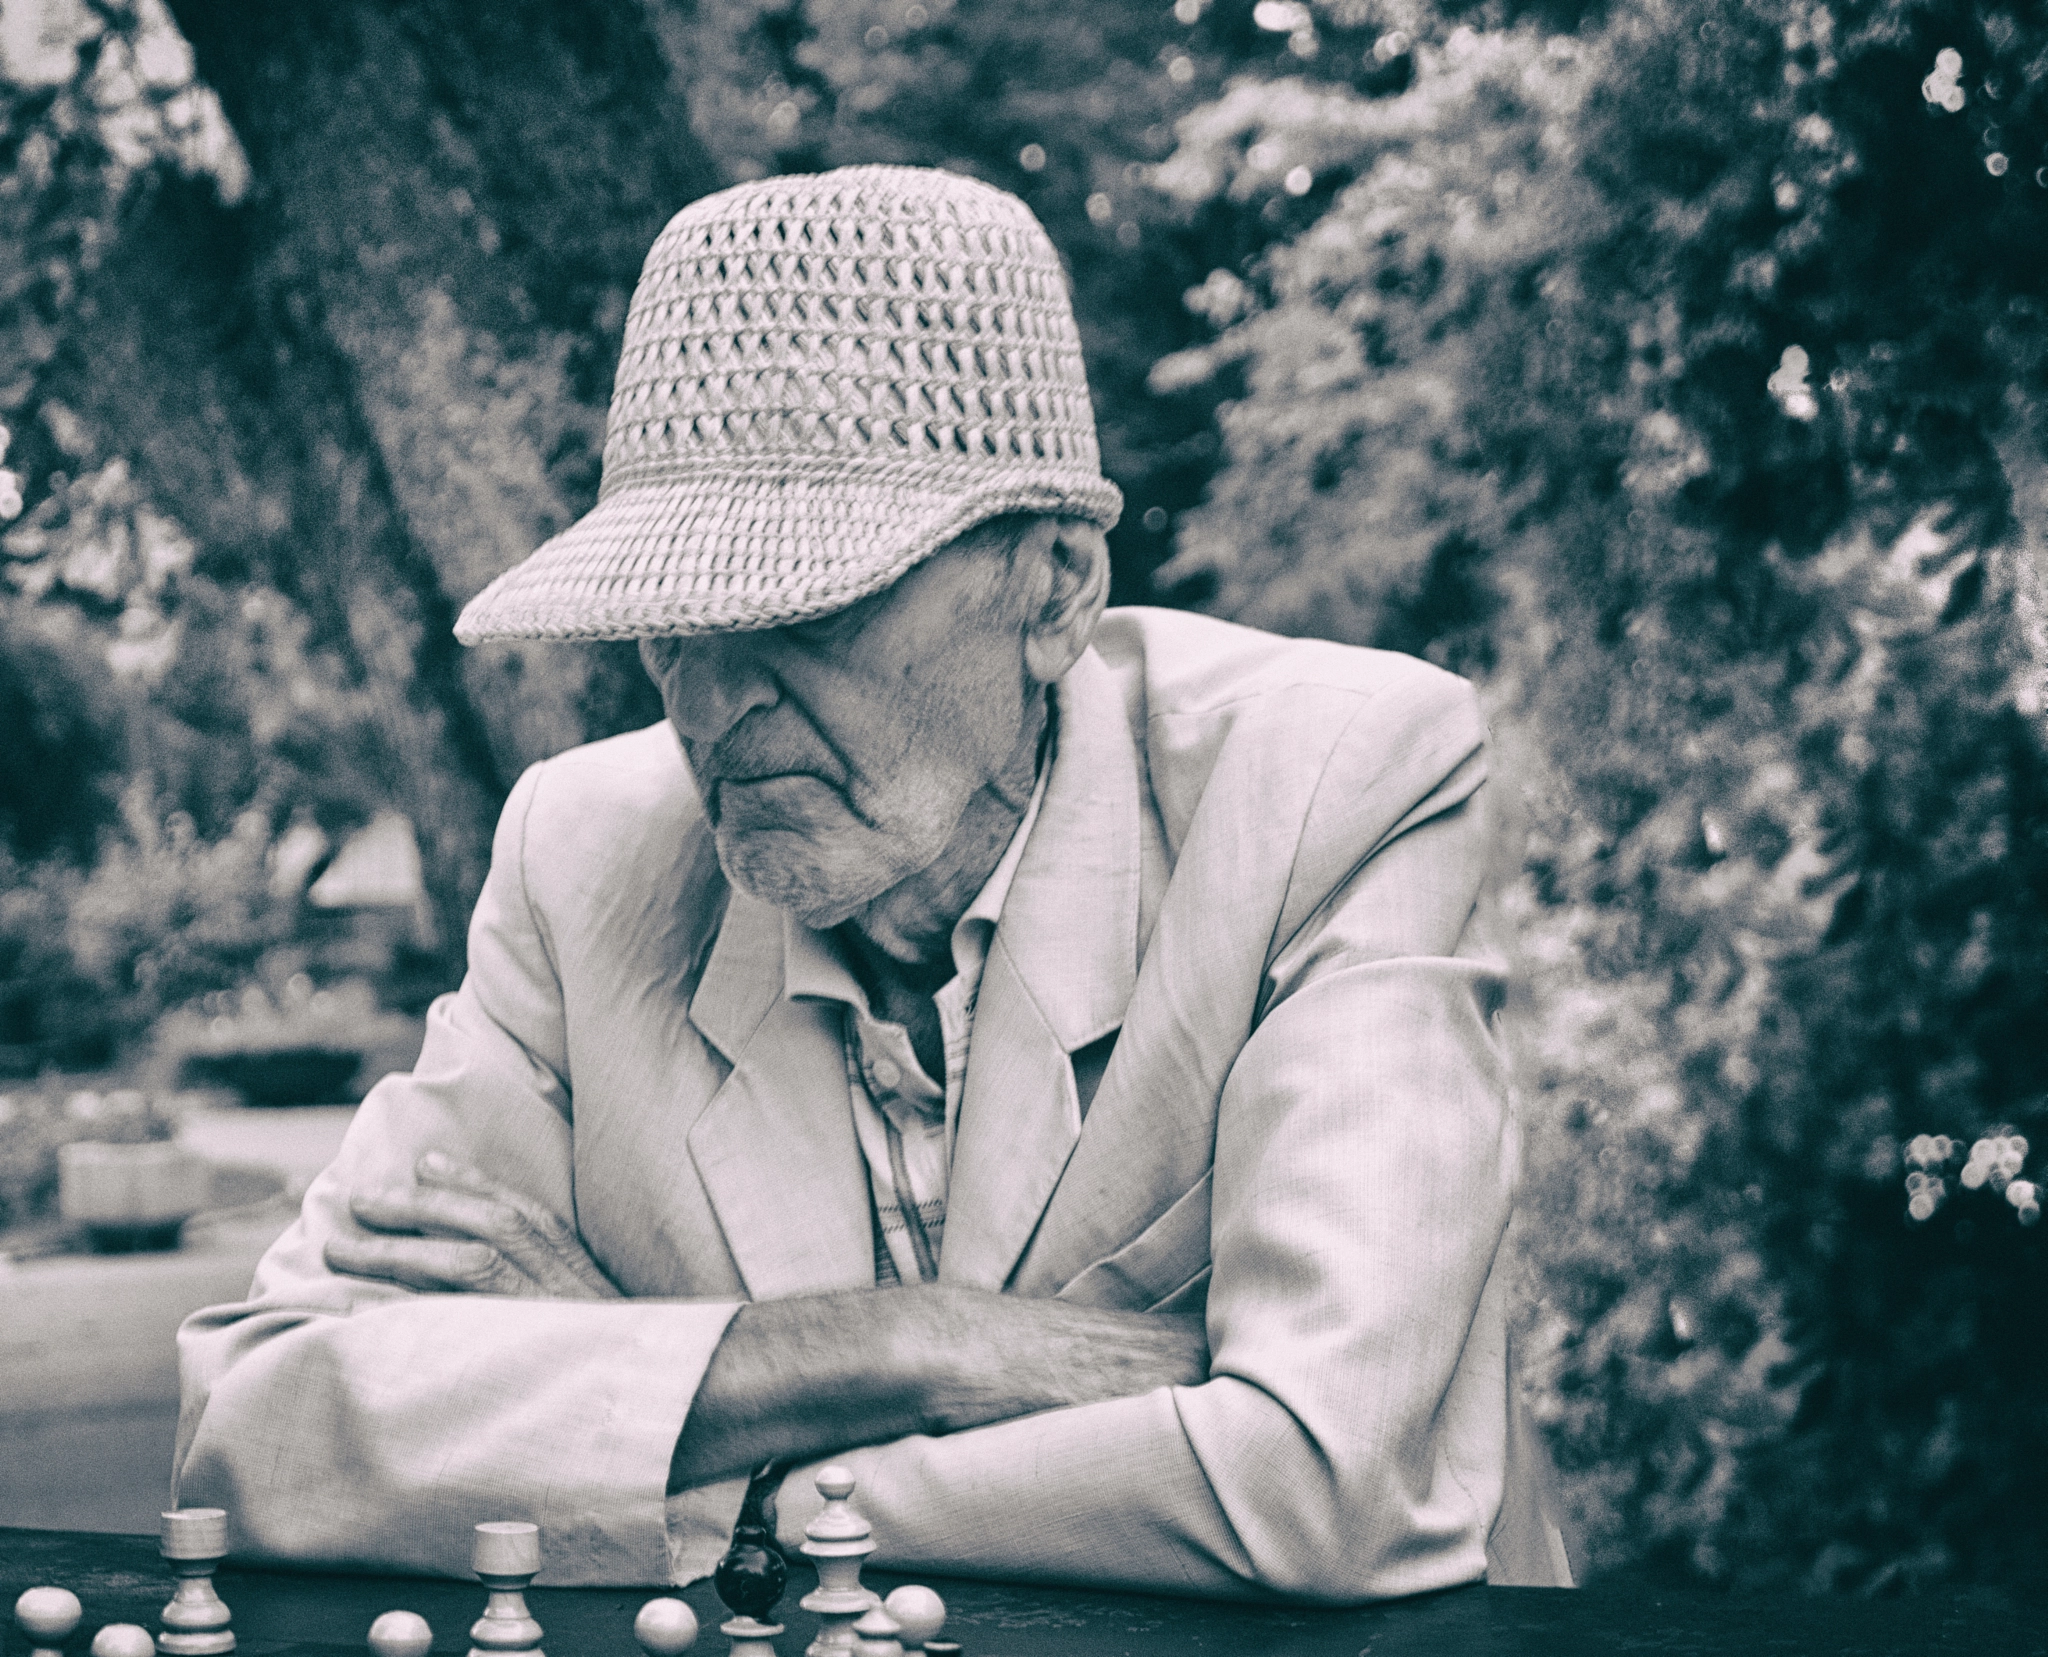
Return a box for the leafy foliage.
[1152,0,2048,1589]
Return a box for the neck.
[843,696,1046,989]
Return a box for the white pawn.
[880,1588,945,1655]
[631,1598,698,1657]
[368,1610,435,1657]
[798,1467,876,1657]
[718,1615,782,1657]
[468,1522,544,1657]
[16,1587,83,1657]
[850,1602,901,1657]
[159,1508,235,1656]
[93,1626,158,1657]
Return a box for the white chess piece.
[467,1522,544,1657]
[719,1615,783,1657]
[880,1587,945,1655]
[367,1610,435,1657]
[632,1598,698,1657]
[15,1586,84,1657]
[159,1508,235,1656]
[798,1467,877,1657]
[850,1601,902,1657]
[92,1625,158,1657]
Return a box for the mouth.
[719,768,816,786]
[706,770,891,840]
[706,770,836,823]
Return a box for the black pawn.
[714,1478,789,1623]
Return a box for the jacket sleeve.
[173,761,744,1584]
[769,676,1521,1603]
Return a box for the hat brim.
[454,459,1123,644]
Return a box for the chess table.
[2,1526,2039,1657]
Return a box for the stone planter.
[57,1140,212,1252]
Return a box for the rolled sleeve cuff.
[664,1474,751,1585]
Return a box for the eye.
[639,635,687,677]
[783,594,876,650]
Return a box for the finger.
[348,1189,440,1236]
[323,1233,519,1294]
[414,1155,579,1246]
[353,1182,529,1248]
[413,1156,621,1299]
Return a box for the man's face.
[639,539,1034,929]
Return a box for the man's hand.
[669,1286,1210,1491]
[324,1153,622,1299]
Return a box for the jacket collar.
[683,888,876,1299]
[990,646,1142,1052]
[941,646,1143,1288]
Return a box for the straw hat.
[454,165,1122,643]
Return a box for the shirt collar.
[948,731,1051,970]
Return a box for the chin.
[716,829,894,930]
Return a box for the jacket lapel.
[941,649,1142,1289]
[685,889,877,1299]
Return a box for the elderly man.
[175,166,1572,1601]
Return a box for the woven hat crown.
[455,165,1121,642]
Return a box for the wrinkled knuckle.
[470,1205,526,1249]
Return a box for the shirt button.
[870,1057,902,1091]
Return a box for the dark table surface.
[3,1527,2042,1657]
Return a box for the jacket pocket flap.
[1053,1172,1212,1310]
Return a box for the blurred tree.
[157,0,719,777]
[1,0,727,959]
[0,600,122,860]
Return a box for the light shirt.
[783,754,1051,1285]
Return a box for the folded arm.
[326,1172,1207,1489]
[671,1289,1207,1487]
[178,758,1206,1581]
[174,762,736,1582]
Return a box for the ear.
[1021,520,1110,686]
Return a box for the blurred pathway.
[0,1106,359,1531]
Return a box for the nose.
[641,633,780,745]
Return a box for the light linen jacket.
[174,608,1572,1601]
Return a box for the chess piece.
[467,1522,544,1657]
[849,1603,901,1657]
[797,1467,876,1657]
[15,1587,83,1657]
[880,1588,945,1655]
[632,1599,698,1657]
[92,1626,158,1657]
[714,1475,789,1657]
[159,1508,235,1656]
[368,1610,435,1657]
